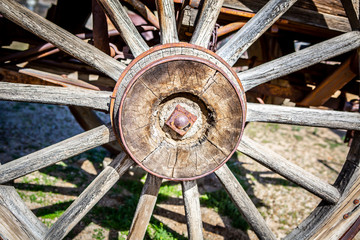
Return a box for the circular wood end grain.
[115,45,246,180]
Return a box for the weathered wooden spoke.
[156,0,179,44]
[216,0,297,66]
[0,0,125,81]
[0,82,111,111]
[238,136,340,203]
[96,0,149,57]
[215,165,277,240]
[182,180,204,240]
[0,124,115,184]
[45,153,133,240]
[128,174,162,240]
[190,0,224,48]
[247,103,360,131]
[239,31,360,91]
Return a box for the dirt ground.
[0,101,356,239]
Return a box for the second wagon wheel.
[0,0,360,239]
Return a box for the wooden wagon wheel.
[0,0,360,239]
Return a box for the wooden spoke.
[0,186,48,240]
[0,0,125,81]
[217,0,297,66]
[0,82,111,111]
[182,180,204,240]
[45,153,133,240]
[190,0,224,48]
[215,165,276,240]
[18,68,101,90]
[156,0,179,44]
[247,103,360,131]
[0,124,116,184]
[238,31,360,91]
[128,174,162,240]
[340,0,360,30]
[97,0,149,57]
[238,136,341,203]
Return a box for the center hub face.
[111,43,246,180]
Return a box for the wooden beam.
[298,57,356,107]
[0,185,47,240]
[247,103,360,131]
[0,124,116,183]
[190,0,224,48]
[341,0,360,30]
[217,0,297,66]
[0,0,125,81]
[239,31,360,91]
[157,0,179,44]
[45,153,133,240]
[182,180,204,240]
[215,165,276,239]
[96,0,149,57]
[128,174,162,240]
[0,82,111,111]
[238,136,340,203]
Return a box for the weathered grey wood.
[0,82,111,111]
[0,185,48,240]
[215,165,276,240]
[190,0,224,48]
[128,174,162,240]
[238,135,341,203]
[18,68,101,90]
[0,124,116,183]
[45,153,133,240]
[69,106,123,154]
[286,132,360,239]
[222,0,351,33]
[182,180,204,240]
[0,0,125,81]
[97,0,149,57]
[238,31,360,91]
[247,103,360,131]
[157,0,179,44]
[217,0,297,66]
[341,0,360,30]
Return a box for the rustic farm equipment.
[0,0,360,239]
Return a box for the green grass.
[294,135,303,141]
[92,228,106,240]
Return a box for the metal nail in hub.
[165,105,197,136]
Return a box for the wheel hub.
[110,43,246,180]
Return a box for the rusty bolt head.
[344,214,349,219]
[174,114,190,129]
[165,105,197,136]
[354,199,359,205]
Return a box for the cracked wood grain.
[0,82,111,111]
[247,103,360,131]
[217,0,297,66]
[215,165,277,240]
[97,0,149,57]
[190,0,224,48]
[238,135,340,203]
[0,124,116,183]
[128,174,162,240]
[182,180,204,240]
[157,0,179,44]
[0,0,125,81]
[239,31,360,91]
[45,153,133,240]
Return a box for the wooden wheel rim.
[114,44,246,180]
